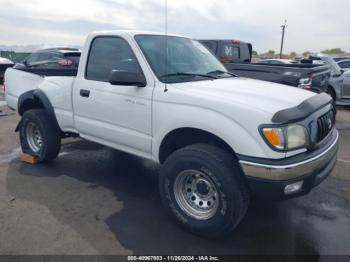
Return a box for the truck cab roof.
[88,30,186,38]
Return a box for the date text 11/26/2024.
[127,256,220,261]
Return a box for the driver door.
[73,36,153,158]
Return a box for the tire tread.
[20,109,61,162]
[160,143,250,238]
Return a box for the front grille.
[317,109,335,142]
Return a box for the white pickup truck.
[4,31,339,238]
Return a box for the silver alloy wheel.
[174,169,219,220]
[26,122,43,153]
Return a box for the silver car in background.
[311,54,350,106]
[337,59,350,72]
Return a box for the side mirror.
[109,70,146,87]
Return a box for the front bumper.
[239,129,339,199]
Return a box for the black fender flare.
[16,89,60,132]
[17,90,35,116]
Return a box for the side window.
[86,37,142,82]
[340,61,350,68]
[221,44,240,61]
[232,47,240,59]
[25,53,40,65]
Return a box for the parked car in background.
[333,56,350,62]
[302,54,350,106]
[14,47,81,72]
[337,59,350,72]
[200,39,331,94]
[0,57,14,83]
[199,39,252,63]
[257,59,297,65]
[4,30,338,238]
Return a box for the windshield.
[135,35,230,83]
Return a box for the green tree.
[252,50,258,56]
[289,52,297,59]
[302,51,311,58]
[266,50,276,58]
[321,48,346,55]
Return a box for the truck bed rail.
[16,68,78,77]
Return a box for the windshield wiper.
[159,72,218,80]
[206,70,237,77]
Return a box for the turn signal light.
[262,128,284,150]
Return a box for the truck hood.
[172,77,316,115]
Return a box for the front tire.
[19,109,61,162]
[159,144,250,238]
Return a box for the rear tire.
[159,144,250,238]
[19,109,61,162]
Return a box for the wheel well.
[159,128,236,164]
[18,98,44,116]
[16,91,64,136]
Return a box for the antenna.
[280,19,288,59]
[164,0,168,92]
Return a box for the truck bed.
[4,68,76,111]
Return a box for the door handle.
[80,89,90,98]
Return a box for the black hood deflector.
[272,93,333,124]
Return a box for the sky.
[0,0,349,53]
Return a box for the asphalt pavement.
[1,88,350,258]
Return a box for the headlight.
[261,125,308,151]
[286,125,308,149]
